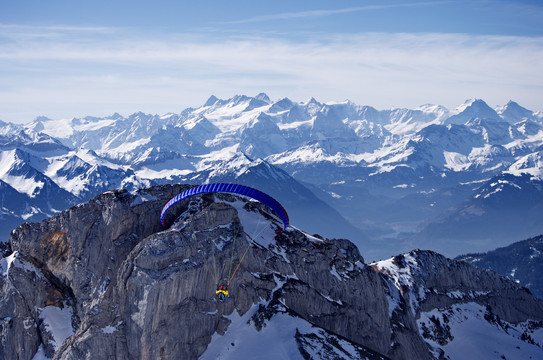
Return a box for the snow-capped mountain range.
[1,94,542,259]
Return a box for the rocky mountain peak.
[1,185,542,359]
[498,100,535,124]
[254,92,271,103]
[456,235,543,299]
[268,97,295,113]
[204,95,220,107]
[445,99,501,126]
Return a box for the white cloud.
[1,26,542,122]
[221,1,451,24]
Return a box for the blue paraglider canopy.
[160,183,289,230]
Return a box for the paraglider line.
[226,201,264,286]
[211,236,219,285]
[159,183,291,292]
[193,231,220,287]
[203,258,218,287]
[227,236,254,287]
[227,227,240,284]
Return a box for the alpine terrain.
[1,94,542,260]
[1,185,542,359]
[456,235,543,299]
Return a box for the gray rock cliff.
[1,184,542,359]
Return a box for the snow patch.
[2,251,44,279]
[418,302,543,360]
[223,198,279,248]
[273,245,290,264]
[529,245,541,259]
[21,207,42,220]
[1,251,17,276]
[506,151,543,180]
[330,265,342,281]
[372,254,418,289]
[320,291,344,305]
[101,321,122,334]
[371,253,424,315]
[0,151,45,197]
[39,305,74,351]
[201,304,312,360]
[129,191,158,207]
[134,167,193,180]
[446,290,464,299]
[31,344,48,360]
[443,151,470,171]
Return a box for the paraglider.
[160,183,289,301]
[160,183,289,230]
[216,285,228,302]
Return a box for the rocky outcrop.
[373,250,543,359]
[3,185,190,359]
[1,184,543,359]
[456,235,543,299]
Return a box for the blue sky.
[1,0,542,122]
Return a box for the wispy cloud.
[222,1,450,24]
[0,24,112,32]
[0,25,542,122]
[0,24,114,40]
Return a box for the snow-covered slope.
[200,296,387,360]
[372,250,543,360]
[0,93,542,259]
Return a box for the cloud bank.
[1,25,542,122]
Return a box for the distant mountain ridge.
[0,94,542,259]
[456,235,543,299]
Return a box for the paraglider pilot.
[216,285,228,301]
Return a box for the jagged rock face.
[118,200,392,359]
[1,185,392,359]
[1,184,543,360]
[456,235,543,299]
[373,251,543,359]
[4,184,190,359]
